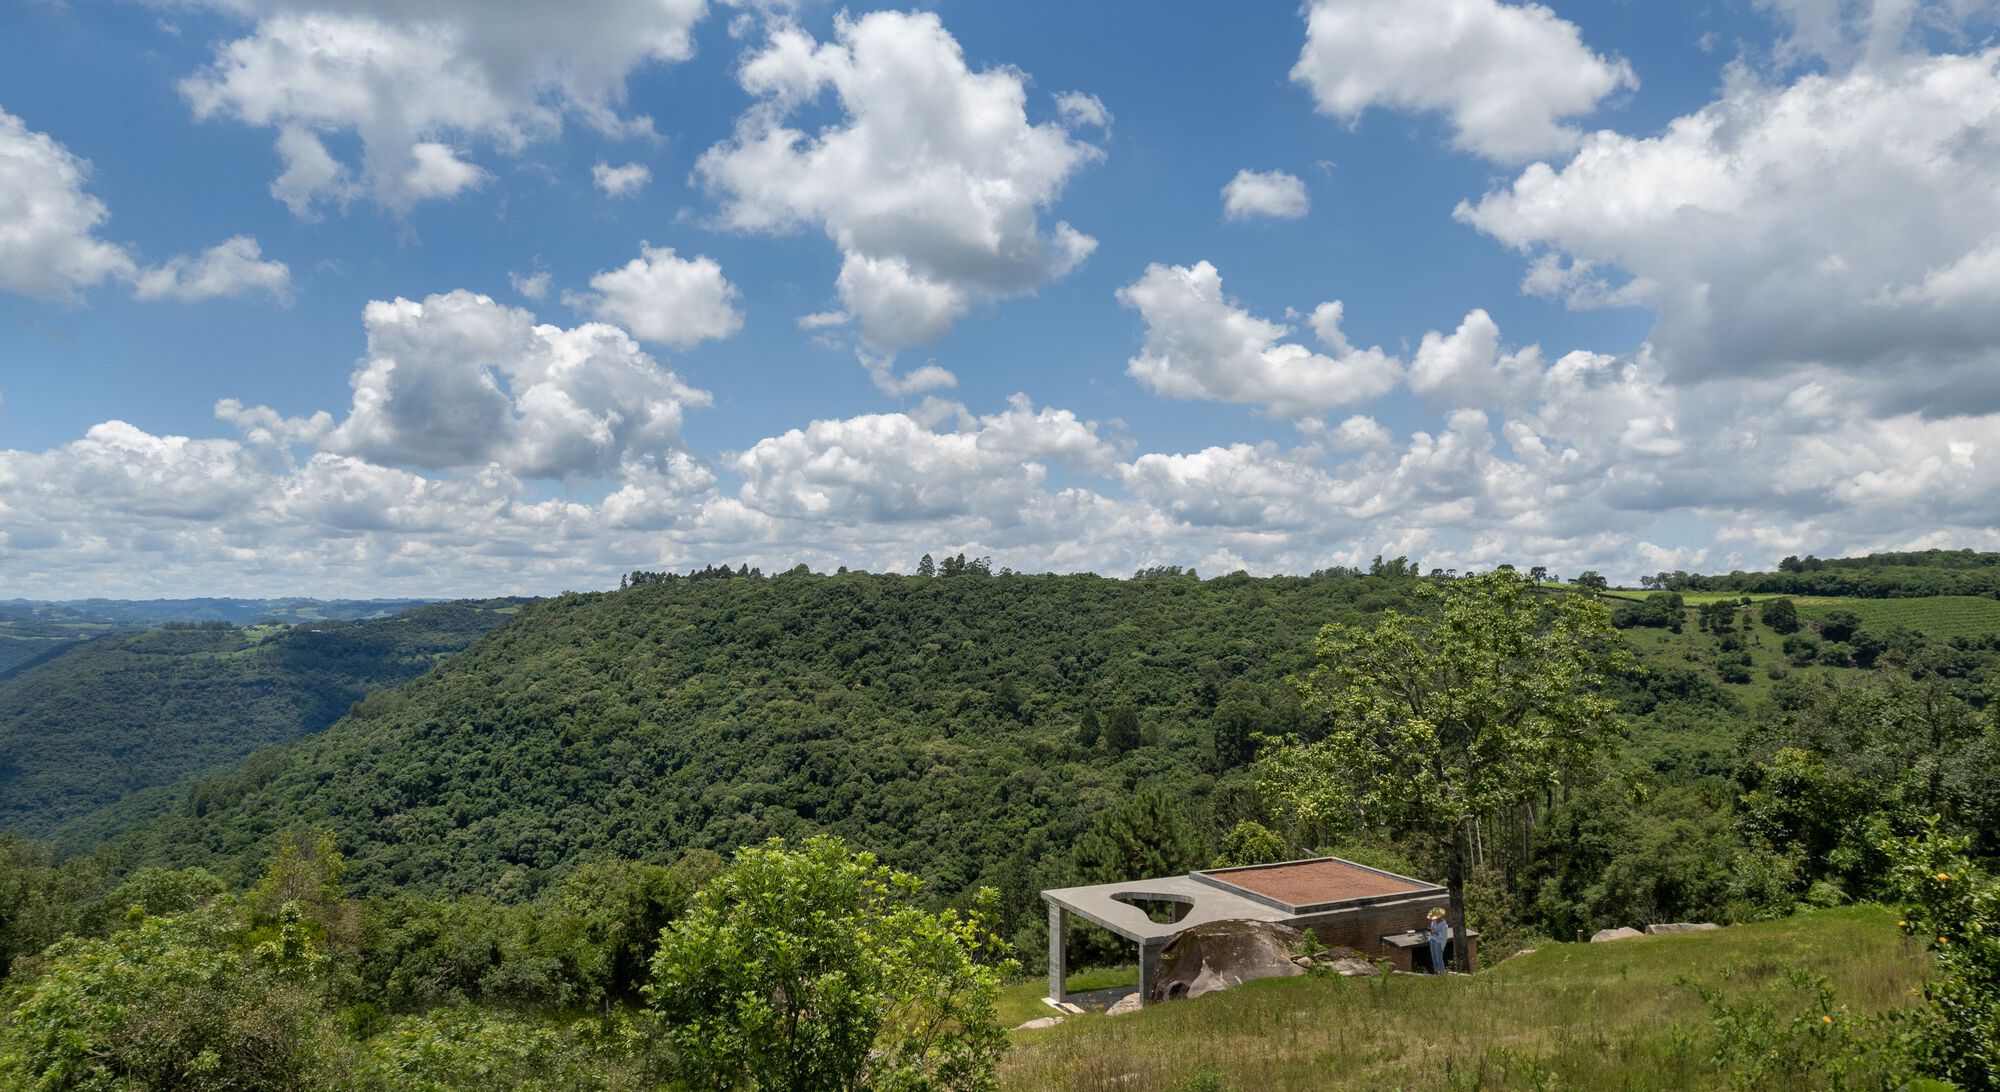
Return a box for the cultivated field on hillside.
[1793,594,2000,642]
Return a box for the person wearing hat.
[1426,907,1450,973]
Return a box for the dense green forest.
[0,596,442,680]
[70,561,1997,968]
[0,557,1996,1086]
[0,601,522,848]
[112,569,1367,912]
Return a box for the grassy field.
[1791,594,2000,642]
[1595,588,2000,641]
[998,906,1925,1091]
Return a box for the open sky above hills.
[4,0,2000,597]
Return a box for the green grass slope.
[1000,906,1925,1091]
[0,601,520,842]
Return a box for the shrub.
[0,904,342,1090]
[647,836,1013,1091]
[1886,823,1998,1089]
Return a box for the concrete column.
[1137,940,1160,1006]
[1047,903,1067,1004]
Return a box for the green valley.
[0,601,522,848]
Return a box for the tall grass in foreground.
[999,906,1925,1091]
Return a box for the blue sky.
[3,0,1999,597]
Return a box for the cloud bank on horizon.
[4,0,2000,597]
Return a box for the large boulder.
[1645,922,1721,935]
[1591,927,1644,943]
[1152,919,1306,1001]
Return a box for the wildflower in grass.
[1937,872,1951,881]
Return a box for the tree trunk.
[1447,817,1472,973]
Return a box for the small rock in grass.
[1591,927,1644,943]
[1104,993,1143,1016]
[1013,1016,1064,1030]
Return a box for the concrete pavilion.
[1041,856,1466,1006]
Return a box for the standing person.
[1426,907,1450,973]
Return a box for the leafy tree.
[646,836,1009,1091]
[992,677,1023,720]
[916,554,936,578]
[1820,609,1863,643]
[1736,748,1869,876]
[1076,706,1101,749]
[1573,571,1609,593]
[356,1009,645,1091]
[1103,701,1142,754]
[0,904,341,1090]
[1069,789,1208,887]
[1761,597,1800,634]
[1215,821,1286,868]
[1259,570,1625,970]
[1210,681,1263,770]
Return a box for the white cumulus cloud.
[1,109,288,304]
[178,0,709,214]
[132,235,291,303]
[566,244,743,351]
[696,10,1102,352]
[592,160,652,196]
[1291,0,1636,161]
[1458,46,2000,410]
[1118,261,1401,417]
[1222,169,1309,221]
[0,107,136,299]
[316,289,709,479]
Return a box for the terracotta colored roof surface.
[1201,859,1435,908]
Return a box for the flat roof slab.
[1042,856,1445,944]
[1197,858,1440,913]
[1041,873,1288,944]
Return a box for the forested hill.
[1647,548,2000,598]
[0,601,523,847]
[115,571,1391,901]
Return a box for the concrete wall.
[1289,893,1480,970]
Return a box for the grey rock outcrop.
[1153,919,1307,1001]
[1645,922,1721,935]
[1591,927,1644,943]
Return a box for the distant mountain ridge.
[0,600,524,848]
[0,597,438,626]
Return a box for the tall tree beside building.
[1258,570,1625,971]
